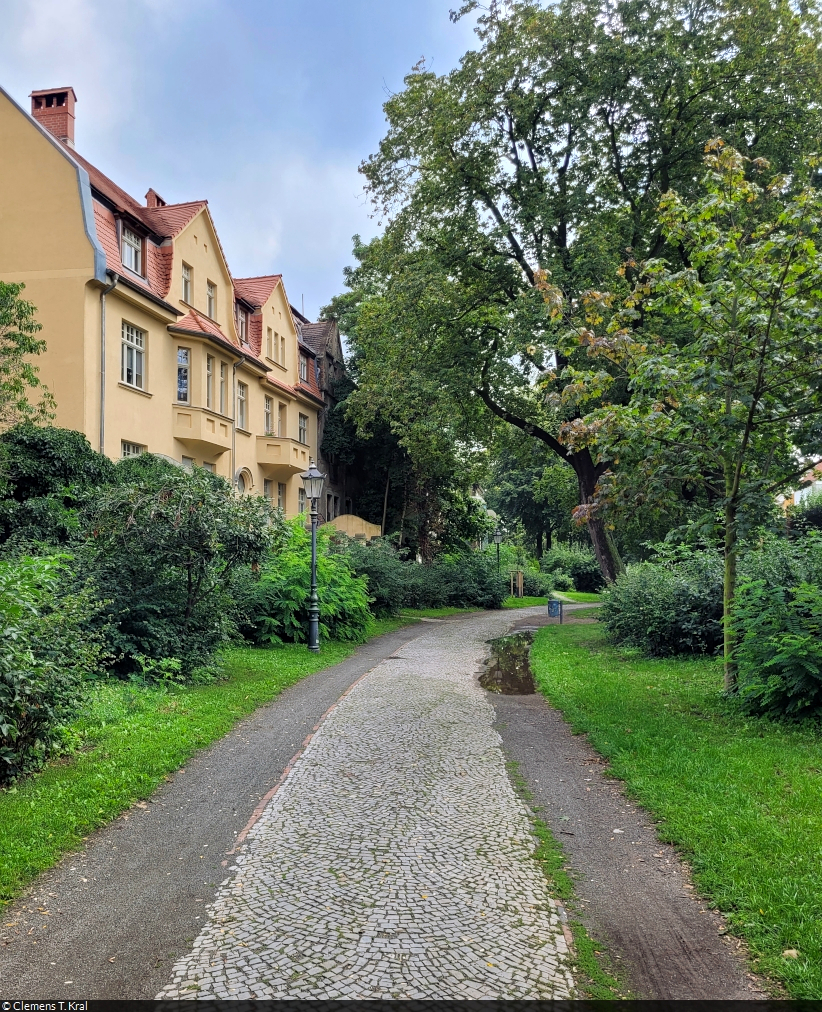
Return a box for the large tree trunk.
[572,448,624,584]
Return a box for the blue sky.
[2,0,478,318]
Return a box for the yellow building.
[0,84,324,515]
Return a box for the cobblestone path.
[156,613,573,1000]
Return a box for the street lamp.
[493,527,503,575]
[300,457,326,653]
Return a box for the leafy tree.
[572,144,822,689]
[0,283,55,426]
[341,0,822,582]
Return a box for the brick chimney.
[30,87,77,148]
[145,188,167,208]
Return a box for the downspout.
[231,359,239,486]
[99,273,118,455]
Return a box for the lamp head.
[300,457,326,501]
[493,528,504,545]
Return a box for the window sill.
[267,360,288,372]
[119,382,152,398]
[236,426,252,436]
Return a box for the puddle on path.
[479,632,536,695]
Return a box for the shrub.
[522,569,554,596]
[235,518,372,645]
[601,553,724,656]
[541,543,605,592]
[0,555,106,783]
[342,536,406,617]
[79,466,280,676]
[735,580,822,718]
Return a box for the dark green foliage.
[601,556,724,657]
[541,545,605,593]
[80,465,280,676]
[0,425,114,501]
[400,552,507,611]
[735,580,822,718]
[235,519,371,645]
[521,569,554,596]
[0,282,55,427]
[0,425,115,546]
[342,536,406,617]
[0,556,106,783]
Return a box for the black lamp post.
[300,457,326,653]
[493,527,503,574]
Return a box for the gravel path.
[155,613,573,1000]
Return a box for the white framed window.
[277,403,286,437]
[237,381,248,429]
[235,303,247,342]
[182,262,192,303]
[278,482,286,510]
[207,281,216,319]
[121,322,145,390]
[266,328,273,360]
[298,487,306,513]
[202,461,215,473]
[177,347,190,403]
[121,440,143,458]
[299,353,308,383]
[264,395,273,434]
[280,335,286,364]
[181,455,195,470]
[122,227,142,275]
[219,362,227,414]
[206,355,214,408]
[263,478,273,500]
[298,412,308,445]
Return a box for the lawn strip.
[506,760,632,999]
[399,606,483,618]
[503,596,548,609]
[554,591,603,604]
[530,622,819,999]
[0,617,412,906]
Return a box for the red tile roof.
[233,275,282,308]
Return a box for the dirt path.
[493,611,766,999]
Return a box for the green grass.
[554,591,603,603]
[503,596,548,608]
[0,618,411,906]
[399,606,483,618]
[531,622,822,999]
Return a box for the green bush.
[522,569,553,596]
[601,553,724,656]
[735,580,822,718]
[79,465,279,677]
[541,543,605,592]
[235,518,372,645]
[342,536,406,617]
[0,556,106,783]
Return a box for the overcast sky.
[1,0,477,318]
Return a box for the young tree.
[343,0,822,582]
[0,283,55,426]
[570,144,822,690]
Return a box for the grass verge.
[503,596,548,608]
[506,761,633,999]
[399,606,483,618]
[554,591,603,603]
[0,617,412,906]
[531,622,822,999]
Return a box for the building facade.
[0,84,324,516]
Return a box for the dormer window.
[122,227,143,275]
[235,303,247,342]
[299,352,309,383]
